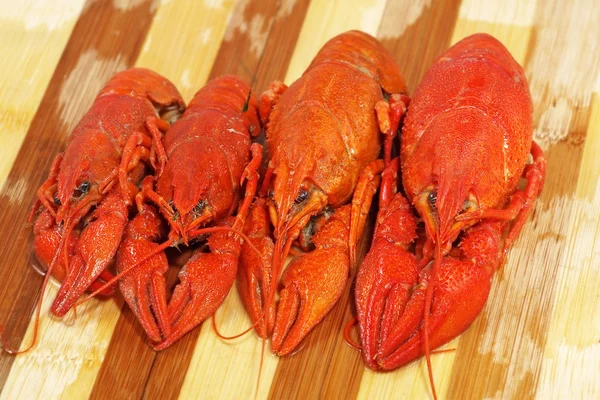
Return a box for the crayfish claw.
[157,235,239,350]
[116,204,170,342]
[271,246,349,356]
[377,220,507,370]
[355,237,419,368]
[238,198,275,338]
[51,191,128,317]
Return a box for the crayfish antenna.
[423,237,441,400]
[343,317,362,350]
[1,233,65,354]
[75,238,175,307]
[211,311,259,340]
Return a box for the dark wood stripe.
[379,0,461,95]
[88,1,311,399]
[0,0,159,391]
[268,2,462,399]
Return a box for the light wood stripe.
[450,0,536,64]
[0,0,86,190]
[535,94,600,399]
[284,0,388,84]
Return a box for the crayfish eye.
[168,200,180,220]
[294,189,309,204]
[268,190,274,200]
[428,191,437,208]
[73,181,90,198]
[192,200,206,214]
[53,197,61,206]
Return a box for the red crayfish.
[6,68,185,353]
[354,33,546,398]
[112,75,263,349]
[238,30,409,355]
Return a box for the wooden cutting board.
[0,0,599,399]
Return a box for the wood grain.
[0,0,599,398]
[447,1,600,398]
[377,0,461,94]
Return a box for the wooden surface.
[0,0,599,399]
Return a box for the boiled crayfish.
[354,33,546,398]
[238,30,409,355]
[112,75,263,349]
[29,68,184,322]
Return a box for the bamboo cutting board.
[0,0,599,399]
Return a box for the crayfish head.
[414,184,479,254]
[55,131,114,224]
[158,198,216,246]
[265,160,328,282]
[268,162,328,244]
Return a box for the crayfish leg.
[259,80,287,127]
[119,131,152,203]
[349,159,385,268]
[238,198,276,338]
[454,142,546,252]
[375,93,409,165]
[31,153,64,221]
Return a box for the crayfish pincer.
[113,75,263,349]
[237,30,410,355]
[354,33,546,398]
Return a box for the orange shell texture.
[401,33,533,228]
[267,30,406,206]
